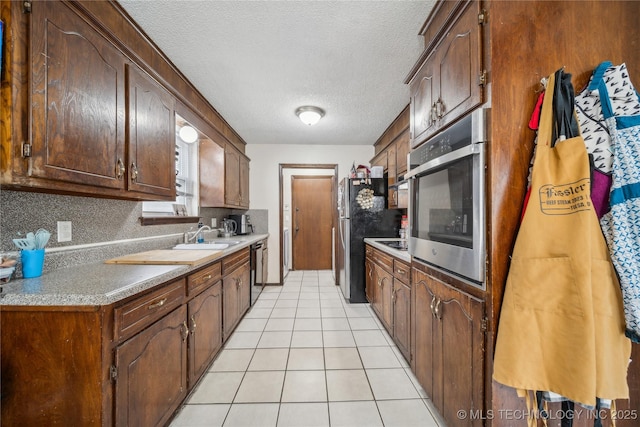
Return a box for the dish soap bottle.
[197,221,205,243]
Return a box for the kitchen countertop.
[364,238,411,263]
[0,234,268,307]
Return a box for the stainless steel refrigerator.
[337,178,401,302]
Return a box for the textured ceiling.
[117,0,435,145]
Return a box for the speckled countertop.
[0,234,268,306]
[364,238,411,263]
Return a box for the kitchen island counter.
[0,233,268,306]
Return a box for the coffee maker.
[228,214,253,235]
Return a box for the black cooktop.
[378,240,408,251]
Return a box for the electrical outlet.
[57,221,72,242]
[211,218,217,228]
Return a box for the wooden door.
[239,155,250,208]
[435,0,483,132]
[188,282,222,385]
[412,267,437,399]
[396,132,410,176]
[393,279,412,362]
[365,253,376,304]
[115,305,188,427]
[30,0,126,190]
[222,272,240,340]
[410,51,437,146]
[238,262,251,315]
[378,265,394,333]
[126,64,176,199]
[435,281,484,427]
[291,175,334,270]
[199,137,225,207]
[224,147,241,206]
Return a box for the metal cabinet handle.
[204,274,212,280]
[396,268,406,275]
[147,298,167,310]
[116,158,125,180]
[130,163,139,182]
[430,103,438,125]
[434,298,442,320]
[181,321,189,341]
[435,98,441,118]
[430,296,436,317]
[190,314,197,335]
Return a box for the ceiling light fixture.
[179,125,198,143]
[296,106,325,126]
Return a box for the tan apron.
[493,71,630,408]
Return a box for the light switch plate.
[57,221,72,242]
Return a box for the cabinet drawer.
[188,262,222,296]
[394,259,411,284]
[373,249,394,273]
[365,245,375,259]
[115,279,186,341]
[222,247,250,274]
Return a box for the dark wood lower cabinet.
[365,245,412,363]
[222,262,250,340]
[188,281,223,385]
[392,278,411,362]
[115,305,188,427]
[0,308,110,426]
[1,251,250,426]
[412,266,485,427]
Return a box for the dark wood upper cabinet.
[29,0,126,190]
[408,0,483,148]
[126,64,176,199]
[224,145,250,209]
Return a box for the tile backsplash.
[1,189,267,277]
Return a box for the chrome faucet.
[184,225,213,243]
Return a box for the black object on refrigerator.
[336,178,401,303]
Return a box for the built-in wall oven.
[405,108,488,286]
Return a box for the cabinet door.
[115,305,188,427]
[199,138,225,207]
[222,271,240,340]
[224,147,241,206]
[435,0,483,132]
[393,279,411,362]
[188,282,223,385]
[410,51,437,146]
[365,256,376,304]
[238,262,251,316]
[395,132,410,176]
[411,267,437,397]
[239,155,250,208]
[30,0,126,190]
[371,151,388,171]
[387,145,397,207]
[126,64,176,199]
[377,264,394,333]
[434,280,484,427]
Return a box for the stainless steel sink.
[207,240,242,246]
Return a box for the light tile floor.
[170,270,442,427]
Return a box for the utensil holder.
[21,249,45,278]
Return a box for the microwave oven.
[405,108,488,286]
